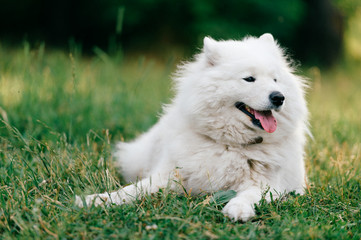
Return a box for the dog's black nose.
[269,91,285,107]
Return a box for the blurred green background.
[1,0,360,66]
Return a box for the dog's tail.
[113,129,158,182]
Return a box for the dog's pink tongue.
[254,110,277,133]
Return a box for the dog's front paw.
[222,198,255,222]
[75,193,111,208]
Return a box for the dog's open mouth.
[235,102,277,133]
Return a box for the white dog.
[76,33,309,222]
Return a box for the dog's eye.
[243,76,256,82]
[274,79,277,82]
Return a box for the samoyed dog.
[76,33,309,222]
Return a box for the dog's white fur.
[76,33,309,222]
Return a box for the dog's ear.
[203,37,219,66]
[259,33,274,43]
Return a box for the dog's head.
[174,34,308,145]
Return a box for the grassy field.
[0,43,360,239]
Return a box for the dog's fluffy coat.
[76,33,309,222]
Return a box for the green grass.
[0,43,360,239]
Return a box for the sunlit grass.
[0,43,360,239]
[0,44,175,141]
